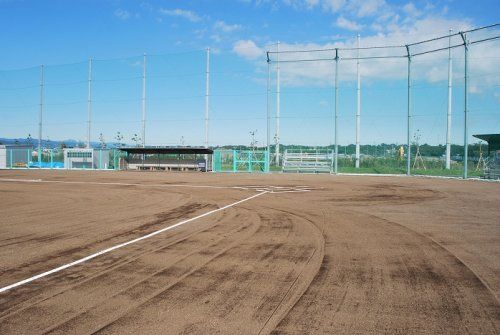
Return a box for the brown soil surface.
[0,169,498,334]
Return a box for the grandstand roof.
[119,147,213,155]
[473,134,500,153]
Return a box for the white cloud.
[353,0,385,17]
[114,9,131,20]
[158,8,201,22]
[214,20,242,33]
[336,16,363,31]
[322,0,346,12]
[233,40,264,60]
[237,17,500,90]
[403,2,421,17]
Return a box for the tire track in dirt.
[0,184,193,278]
[271,208,500,334]
[0,207,258,334]
[256,207,325,335]
[0,204,231,319]
[86,204,323,335]
[41,208,262,335]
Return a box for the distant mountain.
[0,138,129,149]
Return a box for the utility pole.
[334,48,339,174]
[142,53,147,148]
[87,58,92,148]
[276,41,281,166]
[266,54,271,169]
[405,45,412,176]
[205,48,210,149]
[460,32,469,179]
[38,64,44,165]
[446,29,453,169]
[355,34,361,169]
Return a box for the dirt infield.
[0,170,498,334]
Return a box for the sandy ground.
[0,169,498,334]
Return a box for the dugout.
[120,147,213,172]
[473,134,500,179]
[0,145,34,168]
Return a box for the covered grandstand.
[119,147,213,172]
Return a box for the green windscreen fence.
[213,150,269,173]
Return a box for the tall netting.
[147,52,205,146]
[0,66,40,145]
[266,24,500,177]
[210,51,267,148]
[0,24,498,177]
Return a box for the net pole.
[460,32,469,179]
[142,53,147,148]
[266,57,271,170]
[334,49,339,174]
[275,41,281,166]
[87,58,93,149]
[406,45,412,176]
[205,48,210,149]
[38,64,44,166]
[446,29,453,170]
[355,34,361,169]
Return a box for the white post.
[406,45,412,176]
[276,41,281,166]
[205,48,210,149]
[355,34,361,169]
[460,32,469,179]
[87,58,92,148]
[204,48,210,170]
[38,65,44,153]
[334,49,339,174]
[142,53,147,148]
[266,57,271,157]
[446,29,453,169]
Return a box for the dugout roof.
[473,134,500,154]
[119,147,213,155]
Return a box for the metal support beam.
[38,65,44,165]
[446,29,453,170]
[276,41,280,166]
[205,48,210,149]
[405,45,412,176]
[266,55,271,171]
[355,34,361,169]
[87,58,92,148]
[460,32,469,179]
[141,53,147,147]
[334,48,339,174]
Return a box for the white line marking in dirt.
[0,178,315,193]
[0,191,268,294]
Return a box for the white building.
[63,148,110,169]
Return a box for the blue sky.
[0,0,499,147]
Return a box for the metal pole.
[446,29,453,169]
[460,32,469,179]
[334,49,339,174]
[142,53,146,148]
[38,65,44,165]
[204,48,210,171]
[266,55,271,170]
[276,41,280,166]
[355,34,361,169]
[406,45,412,176]
[205,48,210,149]
[87,58,92,148]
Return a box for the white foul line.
[0,178,249,191]
[0,191,268,294]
